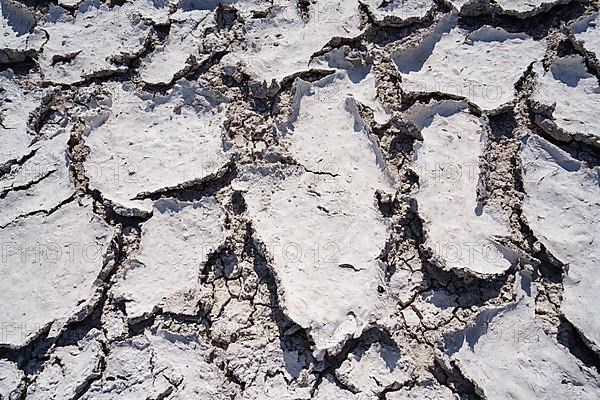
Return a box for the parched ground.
[1,0,599,399]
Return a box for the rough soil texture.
[1,0,599,399]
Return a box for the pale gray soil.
[1,0,599,399]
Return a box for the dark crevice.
[529,122,600,167]
[215,4,240,30]
[401,200,515,308]
[0,169,56,199]
[398,91,484,116]
[520,60,600,166]
[0,148,39,178]
[557,317,600,374]
[297,0,313,23]
[488,110,519,140]
[359,2,448,47]
[322,326,398,373]
[0,194,76,229]
[133,161,237,201]
[245,223,316,356]
[431,358,483,400]
[458,0,589,40]
[0,324,54,375]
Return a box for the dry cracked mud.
[1,0,599,399]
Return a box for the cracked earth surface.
[1,0,599,399]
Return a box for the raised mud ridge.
[1,0,599,399]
